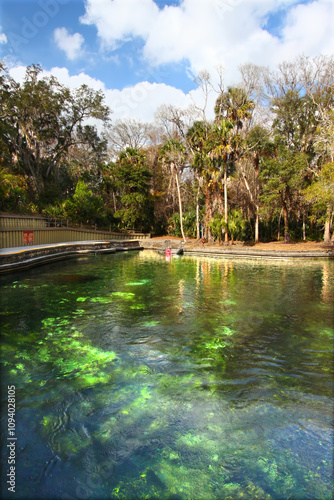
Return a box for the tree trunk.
[241,167,259,243]
[302,212,306,241]
[324,220,331,244]
[255,207,259,244]
[254,156,260,244]
[224,168,228,242]
[323,205,333,244]
[282,203,290,243]
[175,168,186,242]
[196,184,200,240]
[204,186,213,241]
[278,209,282,241]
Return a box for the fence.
[0,215,47,229]
[0,216,150,249]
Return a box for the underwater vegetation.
[0,252,333,499]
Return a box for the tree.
[107,118,152,156]
[64,180,104,225]
[207,120,234,241]
[159,139,188,242]
[240,125,273,243]
[264,55,334,165]
[1,64,110,203]
[186,120,210,239]
[0,169,29,212]
[304,162,334,244]
[260,149,308,242]
[212,87,254,241]
[215,86,254,133]
[112,148,153,232]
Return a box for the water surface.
[1,250,333,499]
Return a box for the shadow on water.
[0,251,333,499]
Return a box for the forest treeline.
[1,55,333,243]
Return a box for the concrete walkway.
[0,240,142,274]
[0,241,112,255]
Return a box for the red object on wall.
[23,231,34,245]
[165,248,172,256]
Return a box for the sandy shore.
[141,237,334,258]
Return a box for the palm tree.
[207,120,234,241]
[186,121,210,239]
[213,87,255,242]
[159,139,188,242]
[242,125,274,243]
[215,86,254,133]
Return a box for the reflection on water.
[0,251,333,500]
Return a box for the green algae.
[2,315,117,390]
[91,296,113,303]
[213,326,235,336]
[111,292,136,300]
[0,252,333,500]
[143,320,160,327]
[204,338,228,350]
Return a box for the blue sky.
[1,0,333,122]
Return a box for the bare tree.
[107,118,152,157]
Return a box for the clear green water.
[0,250,333,500]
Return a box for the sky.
[0,0,333,124]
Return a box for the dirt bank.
[142,237,334,258]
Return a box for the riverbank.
[1,238,333,275]
[140,237,334,259]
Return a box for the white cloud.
[54,27,84,60]
[105,81,188,121]
[281,0,334,58]
[80,0,159,49]
[0,32,7,44]
[8,65,27,83]
[8,65,190,123]
[80,0,334,83]
[45,67,106,91]
[7,0,334,126]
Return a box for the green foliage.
[215,86,254,130]
[63,180,104,224]
[260,148,308,237]
[208,208,246,243]
[0,169,29,212]
[208,213,225,242]
[0,63,109,214]
[166,212,181,237]
[304,162,334,221]
[272,90,318,159]
[113,148,153,231]
[260,149,307,205]
[226,209,247,241]
[166,210,197,238]
[0,57,333,242]
[183,210,197,238]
